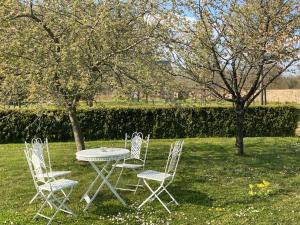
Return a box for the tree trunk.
[235,103,245,156]
[68,107,85,151]
[260,88,267,105]
[260,87,264,105]
[260,79,267,105]
[86,99,93,107]
[264,88,267,105]
[145,93,149,103]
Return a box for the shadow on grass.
[180,141,300,176]
[80,193,132,216]
[84,185,212,217]
[169,186,213,206]
[92,203,132,216]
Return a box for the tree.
[269,75,300,89]
[0,0,166,151]
[0,74,29,107]
[166,0,300,155]
[113,60,178,103]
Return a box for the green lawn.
[1,137,300,225]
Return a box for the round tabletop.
[76,147,129,162]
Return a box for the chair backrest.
[30,138,52,171]
[31,138,45,167]
[165,140,184,179]
[24,146,37,188]
[23,146,47,190]
[125,132,150,162]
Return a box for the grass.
[1,137,300,224]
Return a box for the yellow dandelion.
[256,183,265,188]
[215,207,224,211]
[248,190,255,196]
[262,180,270,187]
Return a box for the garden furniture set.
[23,132,184,225]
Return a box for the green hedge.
[0,106,297,143]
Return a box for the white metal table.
[76,147,129,211]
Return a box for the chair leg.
[138,179,171,213]
[34,192,53,220]
[52,192,76,216]
[153,185,179,206]
[60,189,69,200]
[30,191,53,208]
[162,186,179,205]
[47,187,74,225]
[134,178,142,195]
[138,185,162,209]
[34,187,75,225]
[29,192,39,204]
[117,168,143,192]
[114,167,124,189]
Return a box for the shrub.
[0,106,297,143]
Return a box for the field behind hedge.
[0,106,297,143]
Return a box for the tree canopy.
[0,0,169,151]
[163,0,300,154]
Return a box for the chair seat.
[137,170,172,182]
[44,171,71,178]
[39,179,78,192]
[115,163,143,169]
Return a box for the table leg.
[81,161,109,203]
[92,161,127,206]
[83,161,126,211]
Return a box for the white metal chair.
[25,138,71,204]
[23,146,78,225]
[137,140,184,213]
[114,132,150,193]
